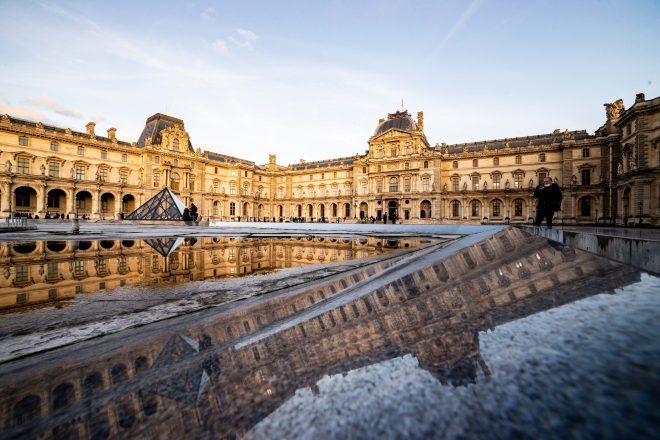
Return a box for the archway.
[75,191,93,216]
[212,200,219,216]
[579,196,593,218]
[319,204,325,220]
[122,194,136,215]
[622,187,631,220]
[344,203,351,218]
[331,203,337,218]
[242,202,249,218]
[388,200,398,221]
[297,204,302,218]
[100,193,115,217]
[307,204,313,219]
[258,204,264,219]
[47,189,67,215]
[14,186,37,214]
[420,200,432,219]
[359,202,368,219]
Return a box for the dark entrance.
[387,200,398,222]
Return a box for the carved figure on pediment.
[562,130,574,140]
[1,114,9,123]
[617,161,623,175]
[483,181,488,190]
[505,179,510,189]
[604,99,624,121]
[5,161,12,172]
[629,149,637,171]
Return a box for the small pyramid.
[144,237,184,256]
[124,187,187,221]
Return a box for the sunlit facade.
[0,93,657,225]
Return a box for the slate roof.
[373,110,418,136]
[443,130,592,154]
[290,156,356,171]
[136,113,194,152]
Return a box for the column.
[92,190,100,219]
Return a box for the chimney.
[635,93,645,104]
[417,111,424,131]
[107,127,117,141]
[378,118,385,123]
[86,122,96,137]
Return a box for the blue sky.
[0,0,658,165]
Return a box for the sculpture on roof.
[604,99,625,121]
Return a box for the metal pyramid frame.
[124,187,187,221]
[144,237,184,256]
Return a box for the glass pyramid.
[124,187,187,221]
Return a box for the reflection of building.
[0,228,639,438]
[0,237,422,312]
[0,94,657,225]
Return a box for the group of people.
[182,202,200,222]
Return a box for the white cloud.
[229,28,258,50]
[0,102,52,124]
[200,7,216,21]
[25,96,83,119]
[212,39,229,54]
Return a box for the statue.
[40,164,46,175]
[483,181,488,190]
[443,183,448,192]
[604,99,625,121]
[571,175,577,185]
[505,179,510,189]
[617,162,623,175]
[5,161,11,173]
[463,182,467,191]
[70,167,75,179]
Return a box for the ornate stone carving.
[604,99,624,121]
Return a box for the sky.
[0,0,658,165]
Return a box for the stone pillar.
[92,190,100,219]
[69,188,76,217]
[1,182,11,217]
[37,184,46,218]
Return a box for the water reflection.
[0,228,642,439]
[0,237,426,312]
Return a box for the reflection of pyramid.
[148,334,210,406]
[124,187,186,221]
[144,237,184,257]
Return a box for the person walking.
[534,177,562,229]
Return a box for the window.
[16,265,29,283]
[514,173,523,189]
[47,192,60,208]
[493,157,499,166]
[362,167,367,174]
[75,166,85,180]
[493,174,501,189]
[321,173,324,179]
[121,154,127,163]
[16,190,31,207]
[230,182,236,195]
[172,138,179,151]
[47,262,59,280]
[538,171,547,183]
[17,157,29,174]
[404,177,411,192]
[452,177,459,192]
[333,172,337,178]
[451,201,460,217]
[389,177,398,192]
[376,179,383,193]
[515,155,522,165]
[50,141,59,152]
[422,177,430,192]
[154,156,160,164]
[49,162,59,178]
[582,148,590,158]
[452,161,458,169]
[173,159,178,167]
[101,150,107,159]
[404,163,409,170]
[309,175,313,181]
[214,167,218,173]
[361,181,367,194]
[189,178,195,191]
[471,176,479,190]
[98,168,107,182]
[539,153,546,162]
[170,172,180,191]
[120,170,128,185]
[231,169,237,176]
[153,171,160,187]
[471,200,479,217]
[230,202,236,216]
[514,199,523,217]
[580,197,591,216]
[492,200,502,217]
[73,260,85,277]
[245,171,248,178]
[424,160,429,169]
[76,197,85,209]
[101,198,108,211]
[77,146,84,156]
[473,159,478,167]
[581,169,591,186]
[19,135,28,146]
[242,184,249,196]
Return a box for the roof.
[136,113,194,152]
[443,130,593,154]
[373,110,418,136]
[290,156,356,171]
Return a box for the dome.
[373,110,418,136]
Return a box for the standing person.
[534,177,562,229]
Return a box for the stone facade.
[0,94,657,225]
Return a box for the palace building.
[0,93,658,225]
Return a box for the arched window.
[422,177,430,192]
[389,177,398,192]
[473,159,478,167]
[514,199,524,217]
[424,160,429,169]
[493,157,499,166]
[230,202,236,216]
[451,200,460,218]
[539,153,546,162]
[470,200,480,217]
[582,148,590,158]
[492,199,502,217]
[170,172,180,191]
[452,161,458,169]
[515,155,522,165]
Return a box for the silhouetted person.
[189,203,198,221]
[534,177,562,229]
